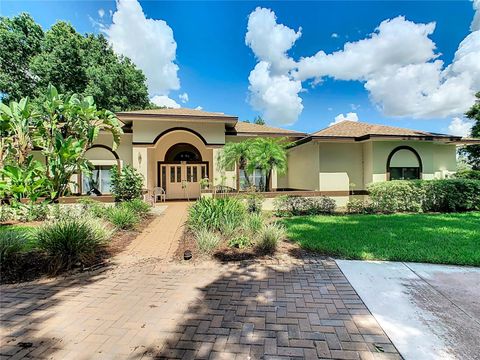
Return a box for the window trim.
[386,146,422,181]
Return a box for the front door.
[159,162,207,200]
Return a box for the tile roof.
[231,121,306,136]
[116,108,237,119]
[312,120,452,138]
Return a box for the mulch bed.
[174,228,310,264]
[0,215,156,285]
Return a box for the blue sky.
[1,1,479,135]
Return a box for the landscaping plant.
[245,192,264,213]
[37,215,112,272]
[0,228,32,263]
[228,235,251,249]
[256,223,286,253]
[195,228,221,254]
[187,197,246,233]
[103,205,140,230]
[110,165,144,202]
[274,195,336,216]
[243,213,264,236]
[122,198,151,218]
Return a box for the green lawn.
[282,212,480,266]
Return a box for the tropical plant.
[34,85,123,200]
[461,92,480,170]
[219,141,254,188]
[122,199,151,218]
[37,215,112,272]
[110,165,144,202]
[195,228,221,254]
[248,138,288,192]
[103,205,139,230]
[256,222,286,253]
[187,197,246,232]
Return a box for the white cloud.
[245,7,301,74]
[448,117,473,137]
[248,61,303,125]
[98,8,105,18]
[331,33,339,38]
[295,14,479,119]
[350,103,360,110]
[330,112,359,126]
[150,95,180,109]
[179,92,189,103]
[105,0,180,97]
[472,0,480,31]
[195,106,203,110]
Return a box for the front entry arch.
[158,143,209,200]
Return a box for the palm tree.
[248,138,288,192]
[219,141,253,188]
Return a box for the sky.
[1,0,479,136]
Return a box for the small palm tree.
[248,138,288,192]
[219,141,253,188]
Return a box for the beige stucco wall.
[318,142,364,192]
[132,120,225,145]
[286,142,320,190]
[92,133,133,166]
[371,141,457,182]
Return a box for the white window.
[239,168,266,191]
[82,165,113,195]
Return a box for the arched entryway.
[154,132,211,200]
[386,146,422,180]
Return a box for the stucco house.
[81,108,478,202]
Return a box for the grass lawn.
[283,212,480,266]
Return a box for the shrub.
[110,165,144,202]
[104,205,140,230]
[256,222,286,253]
[274,195,336,216]
[228,235,251,249]
[188,197,246,232]
[455,169,480,180]
[243,213,264,236]
[122,199,151,218]
[0,228,31,263]
[195,228,221,254]
[37,216,112,271]
[368,181,425,213]
[245,193,264,213]
[77,198,107,218]
[0,205,16,222]
[367,179,480,213]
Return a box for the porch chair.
[153,187,166,203]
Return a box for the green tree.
[35,85,124,200]
[0,14,150,111]
[0,13,44,101]
[254,115,265,125]
[219,141,253,188]
[462,92,480,170]
[248,138,288,192]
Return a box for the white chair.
[153,187,166,202]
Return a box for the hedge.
[367,179,480,213]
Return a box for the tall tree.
[0,13,44,101]
[0,14,150,111]
[462,92,480,170]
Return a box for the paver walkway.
[0,204,400,360]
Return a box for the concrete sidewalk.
[336,260,480,360]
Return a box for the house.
[81,108,478,202]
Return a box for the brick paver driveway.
[0,203,400,360]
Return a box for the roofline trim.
[116,112,238,123]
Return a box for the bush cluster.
[454,169,480,180]
[364,179,480,213]
[274,195,336,217]
[187,197,285,255]
[110,165,144,202]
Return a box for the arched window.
[165,143,202,162]
[386,146,422,180]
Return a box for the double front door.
[159,162,207,200]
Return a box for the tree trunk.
[265,170,272,192]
